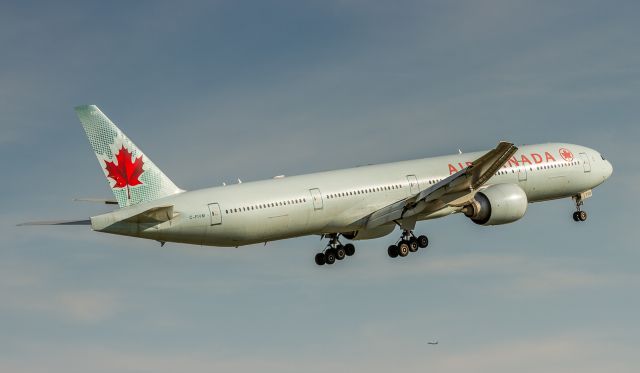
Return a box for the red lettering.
[544,151,556,162]
[448,164,458,175]
[531,153,543,164]
[507,156,519,167]
[458,162,464,169]
[520,154,532,165]
[465,162,473,167]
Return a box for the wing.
[363,141,517,229]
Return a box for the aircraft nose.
[605,160,613,179]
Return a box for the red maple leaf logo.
[104,146,144,199]
[559,148,574,162]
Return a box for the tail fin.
[75,105,182,208]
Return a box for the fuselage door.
[406,175,420,194]
[309,188,323,210]
[518,167,527,182]
[208,203,222,225]
[579,152,591,172]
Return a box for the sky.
[1,0,639,372]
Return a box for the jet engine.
[342,224,395,240]
[462,184,528,226]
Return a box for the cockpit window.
[601,154,606,160]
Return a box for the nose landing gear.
[388,229,429,258]
[573,210,587,222]
[572,192,591,222]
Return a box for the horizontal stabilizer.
[73,198,118,205]
[121,205,176,224]
[17,219,91,226]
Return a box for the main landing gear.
[315,234,355,266]
[572,193,588,222]
[387,229,429,258]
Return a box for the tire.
[578,211,587,221]
[417,235,429,248]
[325,250,336,265]
[408,238,419,252]
[573,212,580,221]
[335,246,346,260]
[398,241,410,257]
[315,253,325,266]
[388,245,399,258]
[344,243,355,256]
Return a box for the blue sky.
[1,1,639,372]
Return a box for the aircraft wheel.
[573,212,580,221]
[335,246,346,261]
[408,238,419,252]
[398,241,410,257]
[325,250,336,265]
[315,253,326,266]
[344,243,355,256]
[578,210,587,221]
[387,245,399,258]
[417,235,429,248]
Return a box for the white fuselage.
[90,143,613,247]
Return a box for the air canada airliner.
[21,105,613,266]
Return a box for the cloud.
[0,261,122,323]
[312,251,639,297]
[509,269,640,294]
[2,331,637,373]
[429,334,637,373]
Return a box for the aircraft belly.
[201,204,315,246]
[526,168,591,202]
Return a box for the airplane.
[20,105,613,266]
[428,341,439,345]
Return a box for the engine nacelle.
[462,184,528,226]
[342,224,395,240]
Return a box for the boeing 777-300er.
[21,105,613,266]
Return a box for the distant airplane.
[21,105,613,266]
[428,341,439,345]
